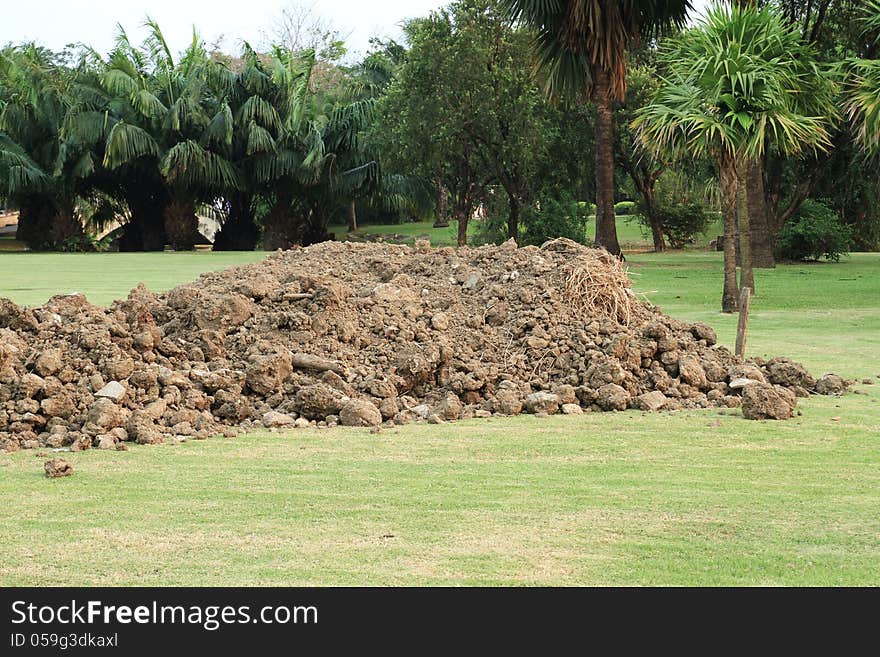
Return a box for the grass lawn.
[330,219,474,247]
[0,247,878,586]
[0,251,266,307]
[333,213,723,251]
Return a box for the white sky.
[1,0,715,60]
[0,0,449,60]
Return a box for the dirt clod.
[44,458,73,478]
[741,384,798,420]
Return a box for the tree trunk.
[163,197,200,251]
[457,212,469,247]
[262,189,298,250]
[592,68,622,256]
[16,196,84,250]
[747,159,775,268]
[303,205,333,246]
[507,191,519,242]
[434,181,449,228]
[736,159,754,293]
[643,185,665,252]
[348,200,358,232]
[213,193,259,251]
[719,157,740,313]
[262,204,292,250]
[121,183,167,252]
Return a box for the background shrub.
[637,202,713,248]
[775,200,852,262]
[477,190,590,246]
[614,201,637,215]
[520,192,589,246]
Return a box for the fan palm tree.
[500,0,692,255]
[634,4,835,312]
[845,0,880,154]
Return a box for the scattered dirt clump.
[0,238,851,451]
[44,458,73,478]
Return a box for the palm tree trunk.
[16,196,83,250]
[719,157,740,313]
[746,160,775,267]
[163,197,200,251]
[736,159,755,292]
[263,189,296,250]
[121,182,167,252]
[348,200,358,232]
[303,205,333,246]
[213,193,258,251]
[592,68,622,256]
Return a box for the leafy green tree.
[211,43,289,250]
[754,0,880,253]
[68,21,238,250]
[243,44,389,248]
[378,0,577,245]
[0,45,87,249]
[499,0,692,255]
[634,4,835,311]
[614,54,668,251]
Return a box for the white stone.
[95,381,126,402]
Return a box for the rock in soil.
[339,400,383,427]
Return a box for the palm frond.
[161,139,239,190]
[103,121,160,168]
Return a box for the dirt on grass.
[0,238,848,452]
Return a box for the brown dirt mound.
[0,239,848,451]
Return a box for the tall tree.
[499,0,691,255]
[844,0,880,155]
[634,4,835,311]
[378,0,561,246]
[0,45,86,250]
[70,21,238,250]
[615,55,667,251]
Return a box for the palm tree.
[500,0,692,255]
[209,43,276,251]
[252,45,393,249]
[0,44,87,249]
[68,21,238,250]
[845,0,880,154]
[634,4,835,312]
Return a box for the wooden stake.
[735,287,751,357]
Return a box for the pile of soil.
[0,239,848,452]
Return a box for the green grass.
[337,214,724,251]
[627,252,880,380]
[0,251,265,307]
[0,247,878,586]
[330,219,476,247]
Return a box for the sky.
[1,0,715,61]
[0,0,449,60]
